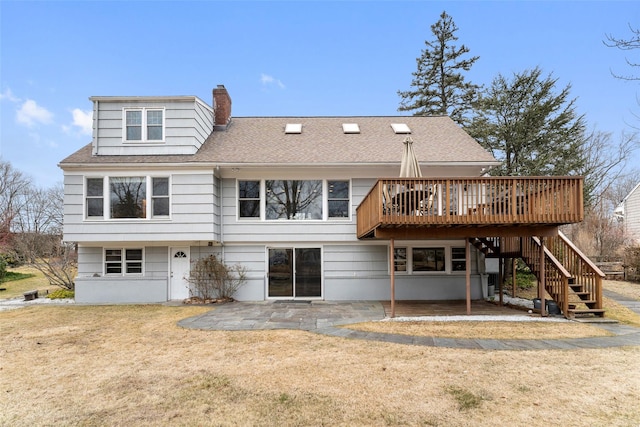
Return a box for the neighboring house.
[614,182,640,244]
[60,85,604,318]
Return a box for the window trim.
[84,175,171,221]
[451,247,467,273]
[392,243,470,275]
[411,247,446,273]
[327,180,350,219]
[237,179,351,221]
[85,177,106,218]
[238,180,262,219]
[123,107,165,143]
[151,177,170,218]
[103,248,145,276]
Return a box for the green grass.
[0,267,55,299]
[445,386,492,411]
[1,271,36,283]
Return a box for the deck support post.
[512,257,517,299]
[466,238,471,315]
[498,256,504,306]
[539,236,547,317]
[390,238,396,318]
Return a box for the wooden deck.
[357,177,584,239]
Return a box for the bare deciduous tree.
[604,24,640,81]
[0,158,32,251]
[579,130,640,208]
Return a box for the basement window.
[391,123,411,134]
[285,123,302,134]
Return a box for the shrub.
[47,289,75,299]
[624,246,640,282]
[0,255,6,282]
[186,255,247,301]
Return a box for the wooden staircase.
[470,232,605,319]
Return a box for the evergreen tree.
[398,11,480,125]
[468,67,587,178]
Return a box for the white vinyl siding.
[92,97,213,156]
[224,177,369,244]
[65,172,218,243]
[624,186,640,243]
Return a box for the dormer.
[89,95,214,156]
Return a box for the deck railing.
[356,177,584,238]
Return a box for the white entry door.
[170,247,190,300]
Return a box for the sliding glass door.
[268,248,321,298]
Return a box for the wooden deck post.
[539,236,547,317]
[498,257,504,306]
[512,257,517,299]
[390,238,396,318]
[466,238,471,315]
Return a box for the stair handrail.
[526,236,571,316]
[555,231,605,311]
[557,231,606,278]
[530,236,572,278]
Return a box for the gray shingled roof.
[59,116,498,167]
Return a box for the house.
[614,181,640,244]
[59,85,605,318]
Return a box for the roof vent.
[285,123,302,134]
[391,123,411,134]
[342,123,360,134]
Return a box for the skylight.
[391,123,411,134]
[342,123,360,134]
[285,123,302,134]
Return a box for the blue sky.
[1,1,639,187]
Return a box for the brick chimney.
[213,84,232,130]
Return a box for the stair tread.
[568,308,605,313]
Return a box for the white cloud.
[16,99,54,127]
[0,88,20,102]
[70,108,93,135]
[260,73,285,89]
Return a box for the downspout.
[216,166,225,258]
[217,167,223,244]
[466,238,471,315]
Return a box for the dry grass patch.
[1,305,639,427]
[604,279,640,300]
[603,297,640,328]
[343,320,614,339]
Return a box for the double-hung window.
[238,180,260,218]
[328,180,349,218]
[104,249,143,275]
[86,178,104,218]
[151,177,170,217]
[125,108,164,142]
[451,247,467,272]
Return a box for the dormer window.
[125,108,164,142]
